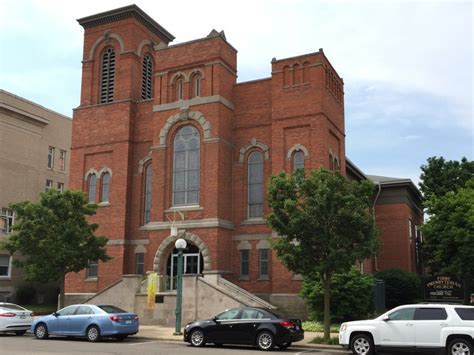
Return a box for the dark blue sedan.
[31,304,139,342]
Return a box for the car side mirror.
[382,315,390,321]
[213,316,219,322]
[53,312,59,317]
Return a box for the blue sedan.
[31,304,139,342]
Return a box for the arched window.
[176,77,184,101]
[141,54,153,100]
[303,62,310,83]
[100,48,115,103]
[87,174,97,203]
[173,126,200,205]
[292,63,300,85]
[100,172,110,202]
[248,151,263,218]
[190,74,201,98]
[143,164,152,224]
[293,150,305,172]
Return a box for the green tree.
[301,266,375,323]
[267,169,377,340]
[421,178,474,299]
[2,189,110,308]
[419,156,474,199]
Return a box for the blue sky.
[0,0,472,186]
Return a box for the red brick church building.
[65,5,423,317]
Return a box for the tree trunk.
[59,273,65,310]
[322,272,331,341]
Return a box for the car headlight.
[340,324,347,332]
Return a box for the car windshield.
[98,305,127,314]
[0,304,25,311]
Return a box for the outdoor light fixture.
[174,237,187,335]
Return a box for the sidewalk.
[136,325,343,350]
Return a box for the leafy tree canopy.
[2,189,111,306]
[419,156,474,200]
[267,168,377,338]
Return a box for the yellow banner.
[147,272,158,309]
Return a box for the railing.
[217,277,277,309]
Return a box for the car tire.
[15,330,27,336]
[448,338,473,355]
[115,335,128,341]
[34,323,49,340]
[189,329,206,347]
[256,331,275,351]
[350,334,374,355]
[278,342,292,349]
[86,325,101,342]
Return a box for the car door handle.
[406,323,414,326]
[440,323,448,327]
[229,325,233,328]
[253,324,257,327]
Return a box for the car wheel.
[115,335,128,341]
[278,342,292,349]
[86,325,101,342]
[15,330,27,336]
[189,329,206,347]
[256,331,275,351]
[350,334,374,355]
[448,338,473,355]
[34,323,49,340]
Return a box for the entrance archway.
[165,244,204,290]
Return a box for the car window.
[388,308,415,320]
[75,306,95,315]
[416,308,447,320]
[57,306,78,316]
[0,304,25,311]
[97,305,127,314]
[216,309,240,320]
[455,308,474,321]
[241,309,267,320]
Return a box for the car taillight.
[110,316,122,322]
[0,312,16,317]
[134,316,139,321]
[279,321,296,328]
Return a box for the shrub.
[375,268,422,309]
[301,266,375,323]
[15,284,36,304]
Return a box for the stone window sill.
[242,218,266,225]
[258,277,270,281]
[0,276,12,280]
[165,205,203,213]
[98,202,110,207]
[85,277,98,282]
[239,276,250,281]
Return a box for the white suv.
[339,304,474,355]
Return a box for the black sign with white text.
[424,276,464,302]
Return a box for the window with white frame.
[240,249,250,278]
[59,150,66,171]
[259,249,269,279]
[191,73,201,98]
[248,151,264,218]
[45,179,53,192]
[86,260,98,279]
[173,126,200,205]
[1,208,14,233]
[409,219,413,244]
[293,150,305,172]
[0,255,11,277]
[136,253,145,275]
[47,147,55,169]
[143,164,152,224]
[176,78,184,100]
[57,182,64,193]
[87,174,97,203]
[100,172,110,203]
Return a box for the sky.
[0,0,472,186]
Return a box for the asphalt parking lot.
[0,333,349,355]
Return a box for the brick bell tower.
[66,5,175,294]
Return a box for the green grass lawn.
[302,321,340,333]
[21,304,57,315]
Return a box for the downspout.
[372,182,382,271]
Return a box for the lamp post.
[174,237,187,335]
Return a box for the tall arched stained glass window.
[88,174,97,203]
[143,164,152,224]
[293,150,305,172]
[248,151,263,218]
[173,126,200,205]
[100,48,115,103]
[141,54,153,100]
